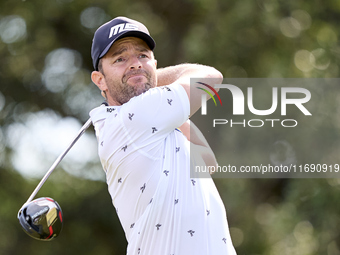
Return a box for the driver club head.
[18,197,63,241]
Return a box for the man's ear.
[91,71,107,91]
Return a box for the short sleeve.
[119,83,189,143]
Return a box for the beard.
[106,69,156,105]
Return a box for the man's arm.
[156,63,223,117]
[179,120,217,173]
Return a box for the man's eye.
[139,54,148,59]
[115,58,124,63]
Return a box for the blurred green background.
[1,0,340,254]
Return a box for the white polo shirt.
[89,83,236,255]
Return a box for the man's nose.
[129,56,142,70]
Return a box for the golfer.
[89,16,236,255]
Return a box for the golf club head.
[18,197,63,241]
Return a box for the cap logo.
[109,23,139,38]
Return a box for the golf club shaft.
[23,117,93,207]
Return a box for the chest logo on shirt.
[152,127,158,133]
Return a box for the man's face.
[94,37,157,105]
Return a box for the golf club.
[17,112,95,240]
